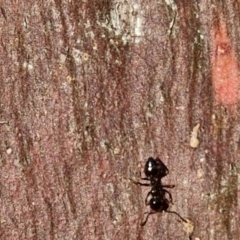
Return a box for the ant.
[131,157,187,226]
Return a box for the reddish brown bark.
[0,1,240,240]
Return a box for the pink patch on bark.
[211,21,239,107]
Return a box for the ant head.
[144,157,169,180]
[149,197,169,211]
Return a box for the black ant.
[131,157,187,226]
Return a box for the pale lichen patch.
[190,123,200,148]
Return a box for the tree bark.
[0,1,240,239]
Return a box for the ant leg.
[166,210,187,223]
[130,179,151,186]
[144,190,152,205]
[141,177,150,181]
[161,184,175,188]
[140,211,157,226]
[162,189,173,203]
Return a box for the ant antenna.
[140,211,156,226]
[140,210,187,226]
[166,210,187,223]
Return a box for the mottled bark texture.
[0,1,240,240]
